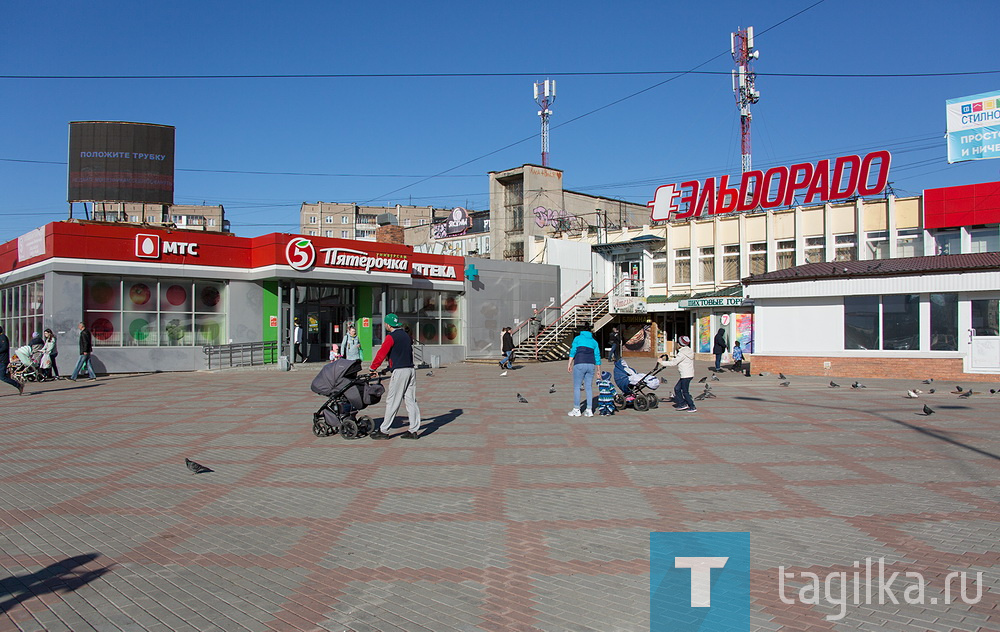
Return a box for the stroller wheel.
[613,393,626,409]
[356,415,373,435]
[312,420,328,437]
[340,417,359,440]
[646,393,659,409]
[634,394,649,412]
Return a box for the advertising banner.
[68,121,175,204]
[946,90,1000,163]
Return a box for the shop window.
[0,279,44,347]
[775,240,795,270]
[674,249,691,285]
[844,295,879,350]
[934,230,960,255]
[804,237,825,264]
[881,294,919,350]
[749,242,766,275]
[387,289,462,345]
[835,234,857,261]
[698,247,715,284]
[930,293,958,350]
[896,228,923,257]
[972,299,999,336]
[652,259,667,285]
[866,231,889,259]
[84,276,226,347]
[722,245,740,281]
[969,227,1000,253]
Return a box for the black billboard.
[68,121,175,204]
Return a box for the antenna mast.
[533,79,556,167]
[731,27,760,175]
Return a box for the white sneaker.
[567,409,581,417]
[500,371,508,376]
[583,409,593,417]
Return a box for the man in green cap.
[368,313,421,439]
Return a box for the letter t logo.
[648,184,681,221]
[675,557,729,607]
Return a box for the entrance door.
[970,299,1000,370]
[617,260,643,297]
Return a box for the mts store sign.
[648,151,891,221]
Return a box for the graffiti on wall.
[533,206,585,231]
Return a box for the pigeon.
[698,376,708,383]
[954,385,963,393]
[702,388,717,399]
[185,458,212,474]
[517,393,529,403]
[710,374,720,381]
[426,371,434,377]
[913,389,923,394]
[549,384,557,394]
[922,378,934,384]
[829,381,840,388]
[758,372,765,376]
[991,389,997,395]
[779,381,790,387]
[694,392,707,401]
[906,390,919,399]
[922,404,935,416]
[958,391,973,399]
[928,389,935,394]
[778,373,787,380]
[851,381,866,389]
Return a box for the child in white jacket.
[659,335,697,412]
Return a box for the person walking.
[70,322,97,381]
[529,311,542,341]
[0,326,24,395]
[342,325,362,362]
[660,335,696,412]
[293,318,307,363]
[566,328,601,417]
[499,326,514,376]
[41,329,59,380]
[609,326,622,362]
[368,313,421,440]
[713,328,728,372]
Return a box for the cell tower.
[731,27,760,175]
[533,79,556,167]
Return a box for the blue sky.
[2,0,997,243]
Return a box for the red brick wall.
[750,355,998,383]
[375,225,405,245]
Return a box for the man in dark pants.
[0,326,24,395]
[499,326,515,375]
[368,314,421,440]
[293,318,307,363]
[609,326,621,362]
[70,322,97,381]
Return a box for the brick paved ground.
[0,360,996,631]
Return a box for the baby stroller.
[310,359,385,439]
[8,345,49,383]
[612,358,665,412]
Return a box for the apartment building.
[299,202,440,241]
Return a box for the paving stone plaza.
[0,360,997,631]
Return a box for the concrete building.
[300,202,441,241]
[89,202,228,232]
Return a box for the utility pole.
[731,27,760,176]
[533,79,556,167]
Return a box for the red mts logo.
[285,238,316,271]
[648,150,891,221]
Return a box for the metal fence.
[203,341,279,370]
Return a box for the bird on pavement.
[426,371,434,377]
[922,404,935,416]
[953,385,963,393]
[710,374,720,381]
[922,378,934,384]
[694,392,707,401]
[517,393,529,403]
[778,373,787,380]
[958,391,973,399]
[906,390,919,398]
[779,381,790,387]
[851,381,866,389]
[928,389,935,394]
[185,458,213,474]
[991,389,997,395]
[698,376,708,383]
[829,381,840,388]
[549,384,557,393]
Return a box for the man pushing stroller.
[368,314,421,440]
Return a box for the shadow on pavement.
[420,408,463,436]
[0,553,114,613]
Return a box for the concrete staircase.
[519,295,611,362]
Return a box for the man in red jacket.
[368,314,421,440]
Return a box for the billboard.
[68,121,175,204]
[946,90,1000,163]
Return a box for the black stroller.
[310,359,385,439]
[612,358,668,412]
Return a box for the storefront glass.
[930,293,958,350]
[84,276,227,347]
[0,278,43,346]
[388,289,462,345]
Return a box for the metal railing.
[204,341,279,370]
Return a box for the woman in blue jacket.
[567,328,601,417]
